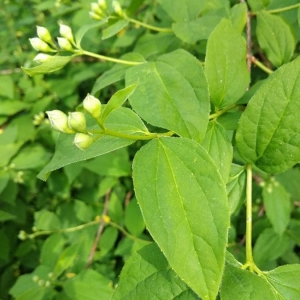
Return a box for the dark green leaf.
[124,197,145,236]
[133,137,229,299]
[236,57,300,173]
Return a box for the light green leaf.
[230,3,247,33]
[0,170,10,194]
[220,263,275,299]
[38,107,148,181]
[0,100,29,116]
[201,121,233,183]
[22,56,73,76]
[102,19,129,40]
[63,269,113,300]
[133,137,229,299]
[236,56,300,173]
[205,18,250,108]
[256,11,295,67]
[126,49,210,143]
[34,209,61,231]
[0,210,16,222]
[158,0,206,22]
[101,82,138,122]
[264,264,300,300]
[112,243,200,300]
[91,53,145,94]
[263,180,291,236]
[75,19,108,47]
[98,227,119,257]
[253,228,290,267]
[0,75,14,99]
[248,0,271,11]
[124,197,145,236]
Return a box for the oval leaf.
[205,18,250,108]
[133,137,229,299]
[236,56,300,173]
[22,56,72,76]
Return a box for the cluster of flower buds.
[89,0,109,20]
[30,24,77,63]
[46,94,102,150]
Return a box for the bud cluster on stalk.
[89,0,124,20]
[46,94,102,150]
[30,24,77,64]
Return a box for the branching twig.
[86,189,111,268]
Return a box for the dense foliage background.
[1,0,300,299]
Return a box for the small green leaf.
[220,263,276,299]
[38,107,148,181]
[126,49,210,143]
[112,243,200,300]
[75,20,108,47]
[63,269,113,300]
[158,0,206,22]
[101,82,138,122]
[247,0,271,11]
[230,3,247,33]
[0,75,14,99]
[133,137,229,299]
[201,121,233,183]
[263,180,291,236]
[205,18,250,108]
[264,264,300,299]
[124,197,145,236]
[102,19,129,40]
[0,210,16,222]
[256,11,295,67]
[236,56,300,173]
[22,56,73,76]
[276,168,300,201]
[0,100,29,116]
[34,209,61,231]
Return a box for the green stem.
[245,164,254,272]
[265,3,300,14]
[125,16,173,33]
[81,50,144,66]
[108,221,146,242]
[209,104,238,120]
[251,56,273,75]
[90,128,174,140]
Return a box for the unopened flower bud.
[33,53,52,63]
[73,133,94,150]
[59,24,75,44]
[32,275,39,282]
[89,12,102,20]
[112,1,123,16]
[98,0,107,10]
[38,280,45,287]
[91,2,102,15]
[45,281,51,287]
[68,112,86,133]
[36,26,53,44]
[46,110,75,134]
[83,94,101,118]
[57,37,73,51]
[29,38,55,52]
[18,230,27,240]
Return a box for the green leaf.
[0,210,16,222]
[256,11,295,68]
[112,243,200,300]
[220,263,275,299]
[22,55,73,76]
[63,269,113,300]
[201,121,233,183]
[133,137,229,299]
[253,228,290,267]
[98,227,119,256]
[34,209,61,231]
[158,0,206,22]
[247,0,271,11]
[124,197,145,236]
[0,75,14,99]
[264,264,300,300]
[101,82,138,122]
[126,49,210,143]
[75,20,108,47]
[102,19,129,40]
[276,168,300,201]
[230,3,247,33]
[0,170,10,194]
[205,18,250,108]
[263,180,291,236]
[236,56,300,173]
[0,100,29,116]
[92,53,145,94]
[37,107,148,181]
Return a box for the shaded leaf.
[102,19,129,40]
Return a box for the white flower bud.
[112,1,123,16]
[98,0,107,10]
[91,2,102,15]
[46,110,75,134]
[73,133,94,150]
[59,24,75,44]
[29,38,55,52]
[33,53,52,63]
[36,26,53,44]
[68,112,86,133]
[89,12,102,20]
[32,275,39,282]
[57,37,73,51]
[83,94,102,118]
